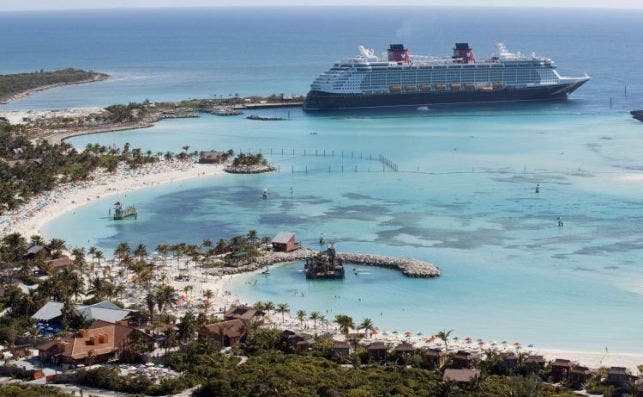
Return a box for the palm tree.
[358,318,375,338]
[436,329,454,351]
[247,230,258,246]
[296,309,306,327]
[114,242,130,259]
[276,303,290,323]
[134,243,147,262]
[155,284,177,313]
[94,250,104,267]
[202,289,214,313]
[309,311,321,330]
[334,314,355,336]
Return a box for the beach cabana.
[198,319,247,349]
[568,365,593,389]
[394,342,416,364]
[451,350,474,369]
[422,348,447,370]
[500,352,518,371]
[607,367,633,386]
[331,340,350,360]
[367,341,387,363]
[550,358,573,382]
[524,355,546,374]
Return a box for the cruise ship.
[303,43,589,111]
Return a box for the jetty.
[631,110,643,122]
[210,247,440,278]
[203,107,243,116]
[246,114,285,121]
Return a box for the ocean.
[2,7,643,352]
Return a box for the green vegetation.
[0,384,71,397]
[0,68,107,103]
[0,126,159,213]
[231,152,270,168]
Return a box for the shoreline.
[161,260,643,373]
[0,74,110,105]
[0,159,224,238]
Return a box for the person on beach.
[557,217,564,228]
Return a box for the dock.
[236,101,303,109]
[209,247,440,278]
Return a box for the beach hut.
[271,232,298,252]
[636,379,643,397]
[443,368,480,384]
[607,367,633,386]
[524,355,546,374]
[451,350,474,369]
[500,352,518,371]
[422,348,447,370]
[367,341,387,363]
[568,365,593,389]
[550,358,573,382]
[394,342,415,364]
[332,340,350,361]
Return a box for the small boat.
[417,105,429,111]
[261,267,271,275]
[246,114,285,121]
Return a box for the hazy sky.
[2,0,643,11]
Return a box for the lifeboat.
[389,85,401,93]
[450,82,461,90]
[419,84,432,92]
[492,82,504,89]
[434,83,446,91]
[480,86,493,93]
[464,83,475,90]
[403,84,418,92]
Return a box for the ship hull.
[303,80,588,111]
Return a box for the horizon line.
[2,4,643,13]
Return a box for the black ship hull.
[303,80,588,111]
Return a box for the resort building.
[43,256,73,272]
[550,359,573,382]
[422,348,447,370]
[279,330,312,353]
[568,365,592,388]
[332,340,350,360]
[524,355,546,373]
[451,350,474,369]
[271,232,299,252]
[394,342,416,363]
[607,367,633,385]
[443,368,480,384]
[367,341,387,362]
[37,320,151,366]
[224,305,259,324]
[500,352,518,372]
[32,301,135,325]
[198,319,247,349]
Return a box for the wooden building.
[37,320,151,366]
[607,367,632,385]
[550,359,573,382]
[198,319,247,349]
[524,355,546,373]
[332,340,350,360]
[568,365,592,388]
[224,305,259,324]
[500,352,518,372]
[367,341,387,363]
[451,350,474,369]
[422,348,447,370]
[394,342,416,364]
[271,232,298,252]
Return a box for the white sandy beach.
[0,159,224,238]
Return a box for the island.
[0,68,109,104]
[224,152,276,174]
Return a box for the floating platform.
[113,201,137,220]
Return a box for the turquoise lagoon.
[45,107,643,352]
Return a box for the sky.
[2,0,643,11]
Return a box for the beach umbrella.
[392,330,399,334]
[404,331,412,337]
[416,332,423,336]
[513,342,521,346]
[383,331,389,336]
[501,340,508,345]
[465,337,472,343]
[477,338,483,342]
[491,342,497,347]
[477,341,485,347]
[527,344,534,348]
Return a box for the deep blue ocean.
[2,7,643,352]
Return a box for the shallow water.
[48,108,643,352]
[4,7,643,352]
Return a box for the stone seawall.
[210,248,440,278]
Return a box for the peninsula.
[0,68,109,104]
